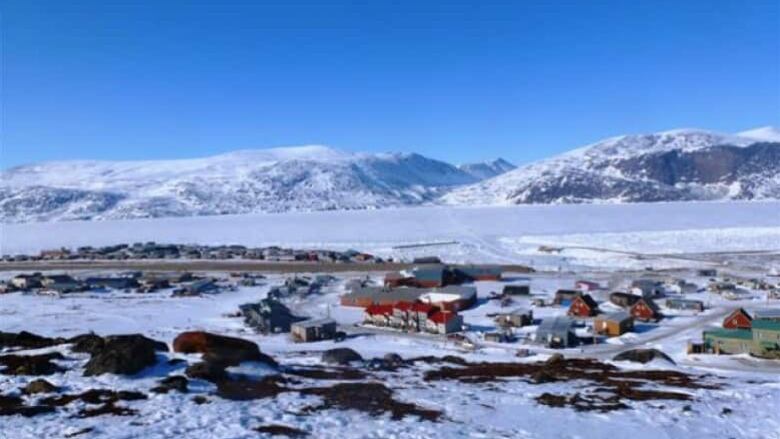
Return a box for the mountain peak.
[737,126,780,142]
[458,158,516,180]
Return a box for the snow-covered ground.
[3,201,780,270]
[3,201,780,438]
[2,273,780,438]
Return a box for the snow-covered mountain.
[457,158,516,180]
[443,128,780,206]
[0,145,479,222]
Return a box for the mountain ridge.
[2,127,779,223]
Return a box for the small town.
[3,246,780,363]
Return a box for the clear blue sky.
[2,0,779,168]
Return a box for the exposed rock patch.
[151,375,189,394]
[0,352,65,376]
[83,334,163,376]
[185,361,228,383]
[613,349,675,365]
[0,394,55,417]
[321,348,363,365]
[173,331,276,367]
[301,382,441,421]
[22,379,59,394]
[0,331,66,350]
[254,424,308,437]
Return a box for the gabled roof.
[393,301,415,312]
[365,304,394,316]
[725,307,752,321]
[575,294,599,309]
[410,302,437,314]
[537,316,574,333]
[633,297,661,313]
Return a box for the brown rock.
[22,379,59,394]
[173,331,276,367]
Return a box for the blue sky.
[3,1,779,168]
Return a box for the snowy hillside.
[0,146,478,223]
[443,128,780,205]
[457,158,515,180]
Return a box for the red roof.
[411,302,437,314]
[365,304,394,316]
[428,311,457,324]
[393,301,415,312]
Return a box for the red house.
[630,298,662,322]
[567,294,600,317]
[722,308,752,329]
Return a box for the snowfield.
[3,201,780,269]
[2,273,780,438]
[2,201,780,438]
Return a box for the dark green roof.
[752,319,780,332]
[703,328,753,340]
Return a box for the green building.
[703,318,780,358]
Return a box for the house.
[751,319,780,357]
[553,289,581,306]
[341,285,477,311]
[503,284,530,296]
[536,316,577,348]
[723,308,752,330]
[453,265,502,282]
[567,294,600,317]
[709,281,737,294]
[493,308,533,328]
[240,299,304,334]
[665,298,705,312]
[630,298,662,322]
[609,292,641,308]
[594,311,634,336]
[703,329,754,354]
[411,265,450,287]
[425,311,463,334]
[85,277,139,290]
[410,302,437,324]
[173,279,219,296]
[753,309,780,322]
[10,273,43,289]
[575,280,600,292]
[364,304,394,327]
[383,272,418,288]
[697,269,718,278]
[41,274,78,287]
[664,279,699,295]
[484,332,512,343]
[291,318,338,342]
[703,318,780,358]
[631,279,664,298]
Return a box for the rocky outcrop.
[613,348,675,365]
[173,331,276,367]
[0,353,65,376]
[0,331,66,350]
[151,375,189,394]
[22,379,59,395]
[185,361,228,383]
[83,334,164,376]
[321,348,363,365]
